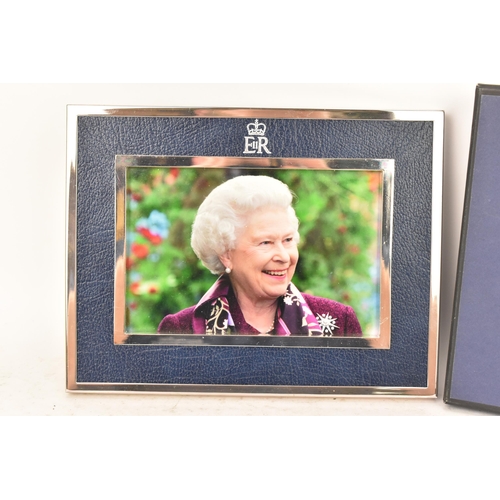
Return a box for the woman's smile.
[263,269,288,277]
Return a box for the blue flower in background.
[136,210,170,243]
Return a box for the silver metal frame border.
[66,106,443,397]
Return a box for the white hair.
[191,175,300,274]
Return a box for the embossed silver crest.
[243,119,271,154]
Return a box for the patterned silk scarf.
[192,275,323,336]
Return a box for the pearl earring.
[225,267,231,274]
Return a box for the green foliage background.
[126,167,381,336]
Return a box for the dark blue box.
[446,85,500,412]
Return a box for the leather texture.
[76,116,434,387]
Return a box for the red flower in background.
[368,172,381,193]
[131,243,149,259]
[347,244,360,254]
[137,227,162,245]
[129,282,159,296]
[165,168,180,185]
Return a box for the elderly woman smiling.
[158,175,362,337]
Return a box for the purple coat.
[158,286,362,337]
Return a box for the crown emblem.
[247,119,266,136]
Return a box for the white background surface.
[0,82,489,416]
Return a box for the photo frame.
[445,84,500,412]
[67,106,443,396]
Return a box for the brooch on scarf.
[316,313,339,336]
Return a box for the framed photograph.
[67,106,443,396]
[115,156,393,348]
[445,84,500,412]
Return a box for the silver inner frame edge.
[114,156,393,350]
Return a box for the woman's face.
[221,206,299,305]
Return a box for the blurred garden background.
[125,166,382,336]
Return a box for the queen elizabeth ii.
[158,175,362,337]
